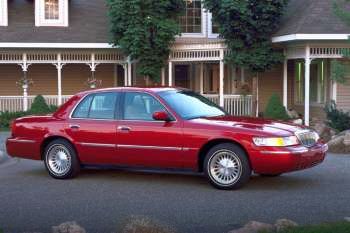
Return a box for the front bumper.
[250,143,328,174]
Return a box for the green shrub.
[49,104,59,113]
[0,111,28,129]
[30,95,51,114]
[325,100,350,132]
[0,96,59,130]
[264,93,290,120]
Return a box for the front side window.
[72,92,118,119]
[178,0,202,33]
[294,60,327,104]
[159,90,226,120]
[0,0,8,26]
[123,92,166,121]
[35,0,68,27]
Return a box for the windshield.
[159,90,227,120]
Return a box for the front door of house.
[175,65,190,88]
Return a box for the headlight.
[253,136,300,147]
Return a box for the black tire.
[204,143,251,190]
[44,139,80,179]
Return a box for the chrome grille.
[295,130,319,147]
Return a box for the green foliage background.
[331,0,350,84]
[107,0,185,82]
[202,0,288,74]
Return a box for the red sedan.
[6,87,327,190]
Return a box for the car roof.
[76,86,187,96]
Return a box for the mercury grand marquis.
[6,87,328,190]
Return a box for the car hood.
[193,115,307,137]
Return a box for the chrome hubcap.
[209,150,242,185]
[47,144,71,176]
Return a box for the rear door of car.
[66,91,121,165]
[116,91,185,169]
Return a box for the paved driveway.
[0,132,350,233]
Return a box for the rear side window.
[72,95,93,118]
[72,92,118,119]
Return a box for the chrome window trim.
[69,92,119,121]
[69,90,179,123]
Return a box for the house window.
[179,0,202,33]
[0,0,8,26]
[45,0,59,20]
[35,0,68,27]
[294,60,327,105]
[212,22,219,34]
[208,12,219,38]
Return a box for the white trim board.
[0,43,117,49]
[0,0,8,26]
[272,34,350,43]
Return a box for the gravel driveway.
[0,132,349,233]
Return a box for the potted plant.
[85,75,102,89]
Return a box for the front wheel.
[204,143,251,190]
[44,139,80,179]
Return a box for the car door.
[66,91,120,165]
[116,91,185,168]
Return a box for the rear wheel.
[204,143,251,190]
[44,139,80,179]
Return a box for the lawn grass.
[264,221,350,233]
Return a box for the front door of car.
[66,92,120,165]
[116,91,184,168]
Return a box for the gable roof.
[0,0,110,44]
[275,0,350,37]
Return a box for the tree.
[107,0,185,82]
[202,0,288,74]
[331,0,350,84]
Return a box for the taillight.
[10,120,16,137]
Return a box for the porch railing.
[0,94,253,116]
[0,95,72,112]
[203,94,253,116]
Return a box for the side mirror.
[152,111,171,122]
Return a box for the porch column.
[332,81,337,102]
[304,45,311,126]
[20,53,31,111]
[168,61,173,86]
[123,63,128,86]
[200,63,204,94]
[283,58,288,108]
[54,54,66,106]
[219,50,224,107]
[161,68,165,86]
[127,57,132,86]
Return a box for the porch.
[0,45,253,116]
[279,44,350,125]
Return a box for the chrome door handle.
[117,126,131,132]
[69,124,80,130]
